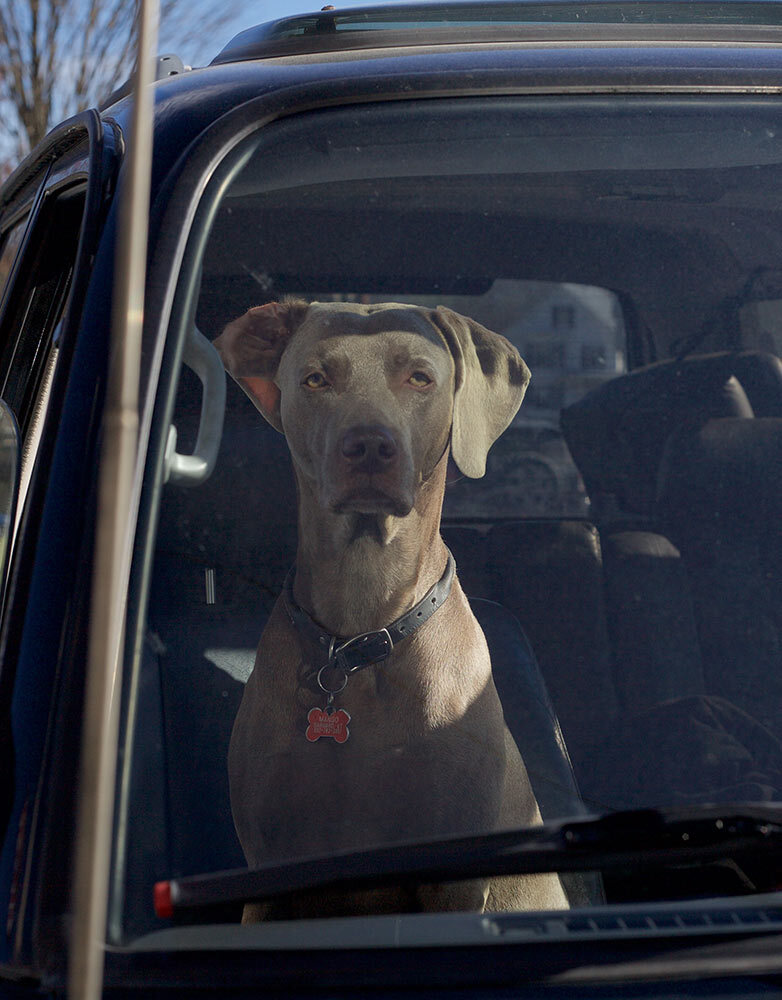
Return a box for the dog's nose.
[341,425,398,470]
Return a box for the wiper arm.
[154,804,782,918]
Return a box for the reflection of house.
[502,284,626,416]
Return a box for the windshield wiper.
[154,804,782,918]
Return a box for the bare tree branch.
[0,0,242,159]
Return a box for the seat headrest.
[657,417,782,529]
[561,353,754,517]
[727,351,782,417]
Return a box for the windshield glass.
[116,96,782,940]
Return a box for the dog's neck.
[292,453,450,637]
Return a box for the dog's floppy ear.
[212,301,307,432]
[430,306,530,478]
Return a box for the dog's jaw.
[348,512,398,545]
[331,487,413,519]
[292,451,449,637]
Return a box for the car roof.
[211,0,782,63]
[86,0,782,220]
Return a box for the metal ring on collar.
[316,663,349,696]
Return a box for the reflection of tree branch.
[0,0,241,160]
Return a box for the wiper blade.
[154,804,782,918]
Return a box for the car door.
[0,110,121,975]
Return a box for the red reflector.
[154,881,173,919]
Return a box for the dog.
[213,300,568,918]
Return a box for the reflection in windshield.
[116,97,782,939]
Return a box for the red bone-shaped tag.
[306,707,351,743]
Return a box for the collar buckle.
[333,627,394,673]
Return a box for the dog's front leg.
[241,901,272,923]
[415,880,491,913]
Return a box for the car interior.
[115,95,782,937]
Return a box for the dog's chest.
[254,640,435,750]
[228,596,508,863]
[233,701,501,862]
[234,683,446,859]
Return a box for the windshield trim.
[119,890,782,952]
[96,899,782,993]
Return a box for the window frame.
[41,85,782,978]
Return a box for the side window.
[0,186,85,434]
[0,185,86,517]
[0,145,103,957]
[0,220,27,308]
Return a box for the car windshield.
[114,95,782,942]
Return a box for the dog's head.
[213,301,530,517]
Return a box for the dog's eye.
[408,371,432,388]
[303,372,329,389]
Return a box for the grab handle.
[165,324,225,485]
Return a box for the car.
[2,1,782,996]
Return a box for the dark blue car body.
[2,4,782,994]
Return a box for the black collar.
[283,550,455,679]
